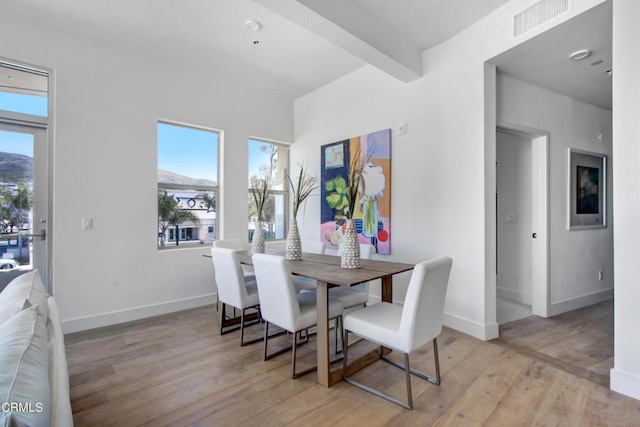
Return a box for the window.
[248,139,289,241]
[158,122,218,248]
[0,63,48,118]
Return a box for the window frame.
[157,121,220,249]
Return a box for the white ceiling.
[4,0,612,109]
[491,1,612,110]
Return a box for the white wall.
[611,0,640,402]
[0,15,293,332]
[497,131,533,306]
[497,75,613,314]
[293,0,607,340]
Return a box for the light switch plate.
[82,218,93,230]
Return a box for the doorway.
[496,127,549,324]
[0,60,51,291]
[0,124,48,289]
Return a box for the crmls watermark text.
[1,402,44,413]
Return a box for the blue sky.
[0,93,47,117]
[0,130,34,157]
[248,139,274,180]
[0,93,42,157]
[157,123,218,181]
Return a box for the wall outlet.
[598,270,604,281]
[82,217,93,230]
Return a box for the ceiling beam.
[252,0,422,83]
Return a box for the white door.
[0,122,48,289]
[496,128,549,323]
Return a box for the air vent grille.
[514,0,569,37]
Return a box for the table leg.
[316,280,330,387]
[381,275,393,302]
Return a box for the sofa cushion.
[0,270,48,326]
[46,296,73,427]
[0,304,50,427]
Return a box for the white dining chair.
[211,247,262,346]
[342,256,453,409]
[329,243,374,307]
[212,238,247,251]
[292,240,326,293]
[211,238,255,313]
[301,240,326,255]
[302,243,373,308]
[252,253,344,379]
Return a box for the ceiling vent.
[514,0,569,37]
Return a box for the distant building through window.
[248,138,289,242]
[157,122,218,248]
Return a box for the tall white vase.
[341,219,361,269]
[286,218,302,260]
[251,221,265,254]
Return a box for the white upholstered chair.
[292,240,326,293]
[301,240,326,255]
[302,243,374,308]
[211,247,261,346]
[252,253,344,379]
[330,243,374,307]
[342,256,453,409]
[212,238,247,251]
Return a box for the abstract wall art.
[321,128,391,254]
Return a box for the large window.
[158,122,218,248]
[248,139,289,242]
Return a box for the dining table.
[237,249,415,387]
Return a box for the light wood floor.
[493,299,614,388]
[66,303,640,426]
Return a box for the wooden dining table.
[238,249,414,387]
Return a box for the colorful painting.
[321,129,391,254]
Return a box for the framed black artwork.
[568,148,606,230]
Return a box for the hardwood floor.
[66,303,640,426]
[492,300,614,388]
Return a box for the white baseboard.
[549,288,613,317]
[443,312,499,341]
[611,368,640,401]
[497,287,532,305]
[61,293,217,334]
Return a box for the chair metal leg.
[219,303,226,335]
[336,315,344,354]
[291,331,297,379]
[342,336,442,409]
[263,322,269,361]
[240,309,245,344]
[433,338,441,384]
[342,330,350,375]
[404,353,413,410]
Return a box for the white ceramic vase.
[340,219,361,269]
[285,218,302,260]
[251,221,265,254]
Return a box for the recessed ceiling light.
[245,20,261,31]
[569,49,591,60]
[590,59,603,66]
